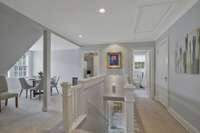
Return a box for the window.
[8,54,29,78]
[134,55,145,69]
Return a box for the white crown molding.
[135,1,174,33]
[155,0,198,41]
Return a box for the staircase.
[0,3,42,74]
[78,101,108,133]
[62,75,136,133]
[78,101,145,133]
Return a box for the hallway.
[0,1,200,133]
[135,98,188,133]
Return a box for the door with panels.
[156,38,169,108]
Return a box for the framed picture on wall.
[175,28,200,74]
[107,52,122,69]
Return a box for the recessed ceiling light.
[78,34,83,38]
[99,8,106,14]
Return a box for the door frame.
[81,50,100,78]
[132,47,155,98]
[156,37,169,108]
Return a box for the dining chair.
[50,76,60,95]
[30,79,43,100]
[19,78,33,98]
[0,76,18,112]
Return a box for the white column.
[128,48,133,84]
[42,30,51,112]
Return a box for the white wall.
[32,51,43,76]
[6,49,81,93]
[0,3,42,75]
[51,50,81,83]
[156,1,200,131]
[0,3,42,93]
[32,49,81,84]
[81,43,155,97]
[82,43,154,76]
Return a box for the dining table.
[29,77,41,97]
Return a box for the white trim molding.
[168,107,200,133]
[155,0,198,40]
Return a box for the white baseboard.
[168,107,200,133]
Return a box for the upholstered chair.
[0,76,18,112]
[19,78,32,98]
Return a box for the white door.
[156,38,169,108]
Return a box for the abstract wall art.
[175,29,200,74]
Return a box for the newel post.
[61,82,71,133]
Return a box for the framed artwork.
[107,52,122,69]
[175,28,200,74]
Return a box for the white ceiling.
[0,0,197,46]
[30,33,79,51]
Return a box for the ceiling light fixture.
[99,8,106,14]
[78,34,83,38]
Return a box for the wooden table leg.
[39,90,41,100]
[5,99,8,106]
[50,87,52,96]
[15,96,18,108]
[33,90,36,97]
[32,80,36,87]
[0,100,1,112]
[30,90,32,99]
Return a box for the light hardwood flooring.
[135,98,188,133]
[134,105,145,133]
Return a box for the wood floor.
[135,98,188,133]
[134,104,145,133]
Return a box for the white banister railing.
[62,75,135,133]
[125,91,135,133]
[61,75,105,133]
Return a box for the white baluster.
[77,86,81,117]
[62,76,106,133]
[69,89,73,129]
[125,100,135,133]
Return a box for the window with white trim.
[134,55,145,69]
[8,54,29,78]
